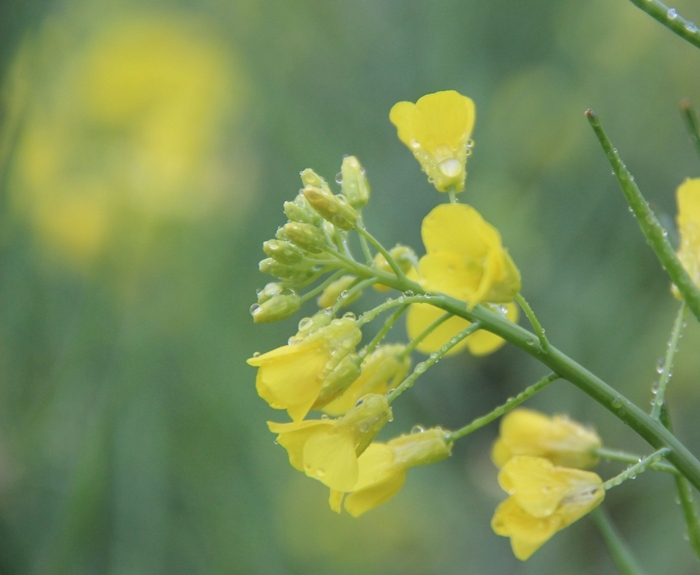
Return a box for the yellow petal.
[419,252,482,301]
[303,429,359,491]
[491,438,514,468]
[352,443,396,490]
[329,489,344,513]
[267,420,333,471]
[421,204,489,258]
[344,470,407,517]
[491,497,561,561]
[676,178,700,289]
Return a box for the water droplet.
[685,22,698,33]
[409,139,421,150]
[611,397,623,408]
[411,425,425,434]
[335,172,343,184]
[439,158,462,177]
[273,439,278,445]
[467,139,475,149]
[298,317,313,331]
[250,303,260,314]
[415,362,427,374]
[252,351,261,358]
[339,290,349,298]
[657,358,665,374]
[424,293,432,299]
[526,339,536,346]
[398,296,405,303]
[429,353,438,360]
[668,8,678,19]
[343,311,356,320]
[321,414,329,420]
[404,290,415,297]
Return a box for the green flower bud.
[283,221,328,253]
[336,394,393,454]
[257,282,283,304]
[251,291,301,323]
[259,258,313,283]
[314,354,362,407]
[300,168,331,192]
[374,244,417,275]
[303,187,358,231]
[263,239,304,265]
[390,427,452,467]
[341,156,370,208]
[291,311,333,342]
[317,275,361,309]
[284,194,321,225]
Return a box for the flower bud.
[303,187,358,231]
[374,245,417,275]
[259,258,313,284]
[390,427,452,467]
[317,275,361,309]
[313,354,362,407]
[336,394,392,454]
[283,194,321,225]
[263,239,304,265]
[340,156,370,208]
[283,221,328,253]
[251,291,301,323]
[257,282,283,304]
[292,311,333,342]
[300,168,331,192]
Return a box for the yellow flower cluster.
[490,409,604,560]
[674,178,700,295]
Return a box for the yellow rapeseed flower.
[329,427,452,517]
[491,456,604,560]
[491,408,601,469]
[389,91,475,193]
[406,301,519,357]
[268,394,392,491]
[247,315,361,422]
[322,344,411,416]
[674,178,700,296]
[417,203,521,308]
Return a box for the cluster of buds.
[251,157,370,323]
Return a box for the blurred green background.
[1,0,700,573]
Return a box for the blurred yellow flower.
[247,317,362,422]
[492,408,601,469]
[406,301,519,357]
[330,428,452,517]
[390,91,475,193]
[491,456,604,560]
[417,204,521,308]
[268,394,392,491]
[674,178,700,296]
[322,344,411,416]
[8,12,249,268]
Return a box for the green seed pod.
[283,221,328,253]
[317,275,361,309]
[303,186,358,231]
[341,156,370,208]
[251,291,301,323]
[263,239,304,265]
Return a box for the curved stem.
[300,269,347,303]
[356,226,408,282]
[331,277,376,314]
[603,448,671,490]
[651,300,687,419]
[595,447,679,475]
[448,373,559,442]
[358,304,408,362]
[398,311,453,360]
[515,293,550,351]
[593,507,648,575]
[627,0,700,51]
[355,212,375,265]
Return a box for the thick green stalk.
[322,254,700,490]
[627,0,700,50]
[593,507,648,575]
[586,109,700,322]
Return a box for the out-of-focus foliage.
[1,0,700,573]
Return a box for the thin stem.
[651,301,687,419]
[660,404,700,561]
[586,109,700,323]
[680,99,700,161]
[355,212,375,265]
[398,311,453,360]
[627,0,700,51]
[331,277,376,314]
[358,304,408,362]
[592,507,648,575]
[448,187,457,204]
[515,293,550,351]
[299,269,347,303]
[603,448,671,490]
[386,322,482,404]
[356,226,408,282]
[447,373,559,442]
[357,295,431,327]
[595,447,679,475]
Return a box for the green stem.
[592,507,648,575]
[313,230,700,490]
[603,448,671,490]
[447,373,559,442]
[355,212,375,265]
[651,301,687,420]
[448,187,457,204]
[356,226,408,282]
[586,109,700,323]
[515,293,550,351]
[660,404,700,561]
[595,447,679,475]
[627,0,700,51]
[331,277,376,314]
[299,269,347,303]
[386,322,482,404]
[398,311,453,360]
[680,100,700,161]
[357,295,430,327]
[358,304,408,362]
